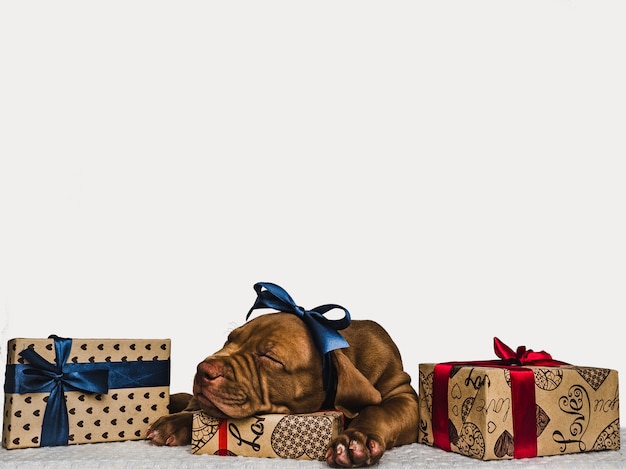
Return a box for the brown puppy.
[148,312,418,467]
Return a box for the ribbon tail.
[40,381,69,447]
[302,315,349,355]
[322,353,333,394]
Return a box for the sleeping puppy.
[148,285,418,467]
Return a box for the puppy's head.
[193,312,327,418]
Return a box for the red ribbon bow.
[493,337,569,367]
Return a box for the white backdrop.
[1,1,625,423]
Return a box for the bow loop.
[493,337,518,362]
[493,337,564,367]
[247,282,351,392]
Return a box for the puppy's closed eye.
[258,352,284,367]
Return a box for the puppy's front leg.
[325,392,419,467]
[147,393,198,446]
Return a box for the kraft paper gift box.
[2,335,171,449]
[191,410,344,460]
[418,338,620,461]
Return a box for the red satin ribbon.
[432,337,569,459]
[433,363,454,452]
[217,418,229,456]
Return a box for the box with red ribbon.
[2,335,171,449]
[418,338,620,460]
[191,410,344,460]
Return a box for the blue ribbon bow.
[246,282,351,392]
[16,335,109,447]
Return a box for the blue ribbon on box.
[3,335,170,447]
[246,282,351,393]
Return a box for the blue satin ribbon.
[4,335,170,447]
[246,282,351,392]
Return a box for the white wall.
[1,1,625,423]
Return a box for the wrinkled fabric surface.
[1,430,624,469]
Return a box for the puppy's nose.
[197,360,223,382]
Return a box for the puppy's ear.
[331,349,382,418]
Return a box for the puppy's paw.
[325,430,385,467]
[147,412,193,446]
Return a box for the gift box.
[191,410,344,460]
[3,335,171,449]
[418,338,620,460]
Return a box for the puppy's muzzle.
[197,359,225,383]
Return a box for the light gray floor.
[1,430,624,469]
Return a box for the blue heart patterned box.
[3,335,171,449]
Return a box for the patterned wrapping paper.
[191,410,344,460]
[418,361,620,460]
[2,336,171,449]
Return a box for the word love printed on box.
[191,410,344,460]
